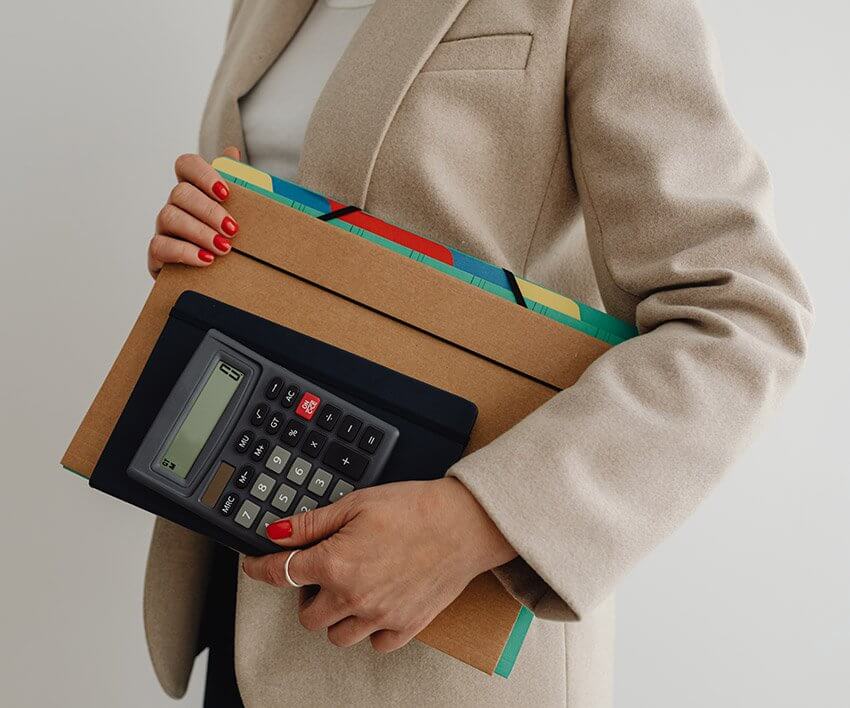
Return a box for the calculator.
[128,329,399,554]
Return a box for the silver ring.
[283,549,303,588]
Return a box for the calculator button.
[286,457,312,486]
[265,411,284,435]
[233,430,254,454]
[281,420,306,446]
[316,404,341,431]
[250,402,269,427]
[265,445,291,474]
[358,426,384,454]
[257,512,283,538]
[250,473,276,502]
[265,377,283,401]
[250,438,271,462]
[337,415,362,442]
[294,496,319,514]
[322,442,368,480]
[295,392,321,421]
[233,465,254,490]
[218,492,239,517]
[281,384,299,408]
[235,500,261,529]
[307,468,333,497]
[302,430,327,458]
[330,479,354,502]
[271,483,297,513]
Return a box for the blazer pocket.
[421,33,532,73]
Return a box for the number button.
[286,457,312,486]
[317,404,341,431]
[296,392,321,421]
[330,479,354,502]
[235,500,261,529]
[271,483,297,513]
[307,468,333,497]
[250,438,271,462]
[250,473,276,502]
[301,430,327,458]
[265,377,283,401]
[281,420,305,446]
[233,465,254,490]
[265,411,284,435]
[338,415,362,442]
[294,496,318,514]
[256,512,282,539]
[358,426,384,454]
[322,442,368,480]
[281,384,299,408]
[265,445,291,474]
[234,430,254,454]
[250,402,269,427]
[218,492,239,517]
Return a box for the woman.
[145,1,811,706]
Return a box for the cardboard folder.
[63,182,613,675]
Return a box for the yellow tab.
[517,278,581,320]
[212,157,274,192]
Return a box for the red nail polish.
[213,235,230,253]
[198,249,215,263]
[267,519,293,540]
[221,216,238,236]
[212,181,229,200]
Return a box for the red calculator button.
[295,392,321,421]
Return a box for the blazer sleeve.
[448,0,813,621]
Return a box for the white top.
[240,0,375,180]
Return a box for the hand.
[147,146,242,278]
[242,478,517,653]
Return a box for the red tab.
[295,392,321,421]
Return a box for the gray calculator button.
[330,479,354,502]
[235,500,260,529]
[256,511,283,538]
[294,496,318,514]
[286,457,312,486]
[265,446,291,474]
[250,473,276,502]
[307,468,333,497]
[271,483,297,513]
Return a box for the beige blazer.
[144,1,812,705]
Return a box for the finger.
[327,616,379,648]
[168,182,238,238]
[156,204,231,255]
[174,153,230,202]
[297,590,350,632]
[370,628,414,654]
[222,145,241,160]
[266,494,358,548]
[148,234,214,276]
[242,545,329,589]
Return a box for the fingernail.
[213,235,231,253]
[212,181,229,200]
[221,216,238,236]
[198,249,215,263]
[267,519,293,540]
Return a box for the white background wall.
[1,2,847,706]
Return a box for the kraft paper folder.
[63,169,627,676]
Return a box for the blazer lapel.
[297,0,470,206]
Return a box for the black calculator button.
[250,438,271,462]
[218,492,239,517]
[265,411,284,435]
[281,385,299,408]
[338,415,362,442]
[233,465,254,490]
[317,404,341,431]
[302,430,328,458]
[281,420,305,446]
[234,430,254,454]
[358,426,384,454]
[250,402,269,427]
[322,442,368,481]
[265,377,284,401]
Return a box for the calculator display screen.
[160,359,244,478]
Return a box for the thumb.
[266,496,357,547]
[222,145,241,160]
